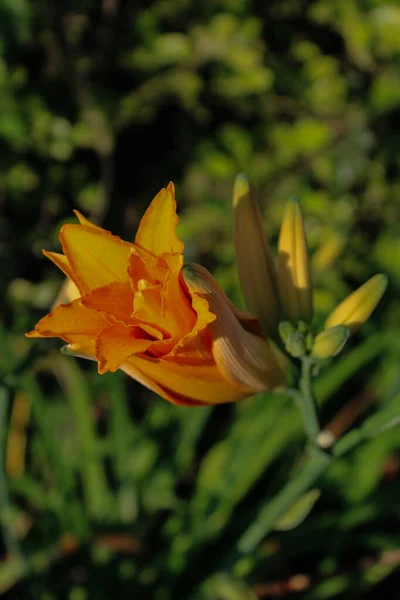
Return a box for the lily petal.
[169,287,216,362]
[42,251,81,307]
[73,209,103,230]
[128,246,160,289]
[81,281,135,324]
[135,182,184,256]
[26,298,114,355]
[133,283,167,331]
[43,250,74,280]
[53,278,81,308]
[182,263,262,335]
[60,224,132,295]
[122,355,252,405]
[182,265,285,392]
[159,253,195,333]
[96,324,153,373]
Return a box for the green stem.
[297,357,321,444]
[227,358,328,560]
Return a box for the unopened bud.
[325,274,387,332]
[285,331,307,358]
[312,326,349,359]
[278,321,295,343]
[278,198,313,323]
[233,174,281,339]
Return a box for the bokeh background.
[1,0,400,598]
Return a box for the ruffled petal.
[60,224,132,295]
[160,253,195,334]
[81,281,135,324]
[95,324,153,373]
[169,290,215,362]
[128,246,158,289]
[133,283,168,333]
[135,182,184,256]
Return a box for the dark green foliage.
[1,0,399,597]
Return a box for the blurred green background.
[1,0,400,598]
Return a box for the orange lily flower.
[27,183,285,406]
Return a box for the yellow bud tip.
[312,326,349,359]
[325,273,388,332]
[233,173,253,207]
[278,196,313,323]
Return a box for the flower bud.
[232,174,281,339]
[325,274,387,332]
[312,326,349,359]
[278,198,313,324]
[285,331,307,358]
[278,321,295,343]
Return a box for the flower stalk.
[297,357,321,445]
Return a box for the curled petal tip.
[60,344,96,361]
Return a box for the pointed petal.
[135,182,184,256]
[42,251,81,307]
[233,174,281,338]
[325,274,387,332]
[26,298,114,357]
[278,198,312,323]
[60,224,132,294]
[182,264,285,392]
[95,324,153,373]
[43,250,74,280]
[73,209,103,230]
